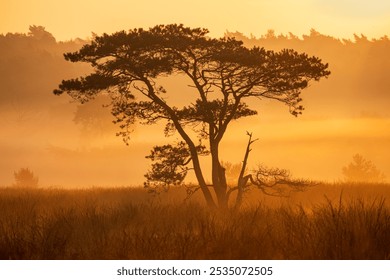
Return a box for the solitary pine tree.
[54,24,330,209]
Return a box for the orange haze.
[1,3,390,186]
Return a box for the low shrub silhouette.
[13,168,39,188]
[342,154,386,183]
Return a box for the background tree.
[73,95,117,139]
[13,168,39,188]
[342,154,386,183]
[28,25,56,44]
[54,24,330,209]
[221,161,244,186]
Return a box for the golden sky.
[1,0,390,40]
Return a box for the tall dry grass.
[0,183,389,259]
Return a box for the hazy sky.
[1,0,390,186]
[1,0,390,40]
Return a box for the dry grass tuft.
[0,183,389,259]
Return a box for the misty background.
[1,26,389,187]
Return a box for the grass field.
[0,183,389,259]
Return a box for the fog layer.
[1,27,389,186]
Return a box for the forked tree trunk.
[144,79,217,209]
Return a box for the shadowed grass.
[0,183,389,259]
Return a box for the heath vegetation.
[0,182,389,260]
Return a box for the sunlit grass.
[0,183,389,259]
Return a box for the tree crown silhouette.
[54,24,330,209]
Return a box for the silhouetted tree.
[73,95,116,138]
[28,25,56,43]
[54,24,330,209]
[342,154,386,183]
[13,168,39,188]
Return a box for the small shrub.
[13,168,39,188]
[342,154,386,183]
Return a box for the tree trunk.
[143,79,217,209]
[189,144,217,209]
[210,141,228,209]
[234,132,257,209]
